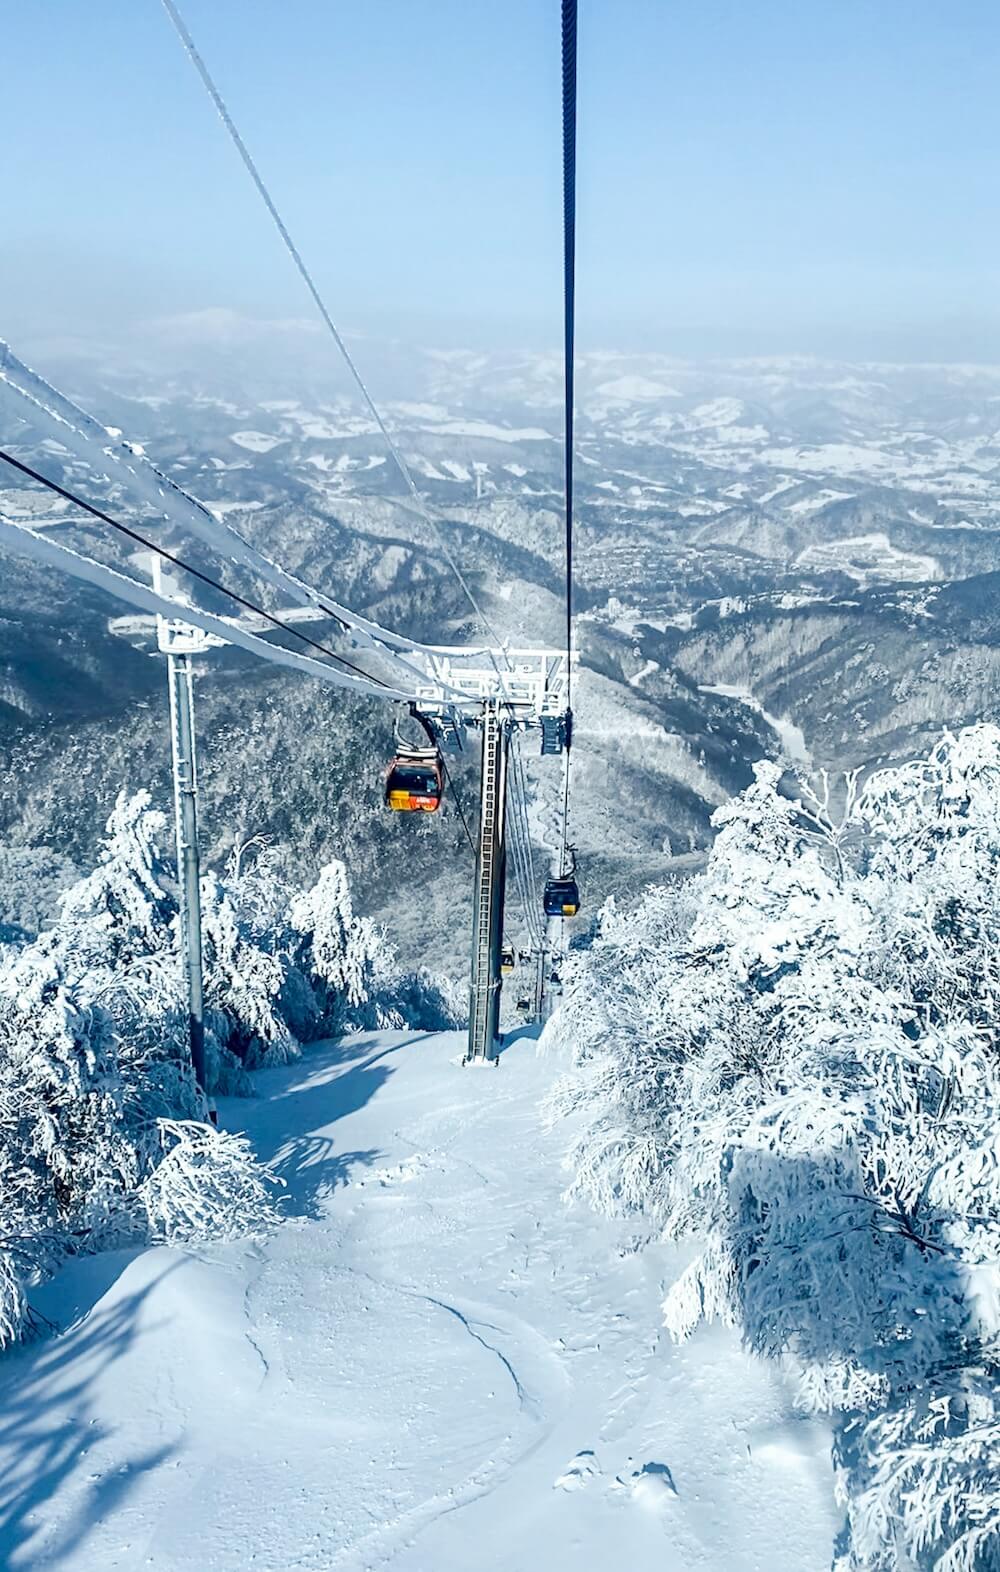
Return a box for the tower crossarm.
[411,648,578,725]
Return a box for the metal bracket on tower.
[409,701,466,755]
[465,699,510,1065]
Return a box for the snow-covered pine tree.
[288,859,458,1037]
[200,873,299,1071]
[29,788,197,1117]
[551,725,1000,1572]
[56,788,176,976]
[288,860,385,1033]
[0,793,280,1348]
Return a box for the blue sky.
[5,1,1000,359]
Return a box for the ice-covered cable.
[158,0,514,674]
[0,515,414,701]
[0,447,403,688]
[0,342,472,702]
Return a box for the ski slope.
[0,1031,839,1570]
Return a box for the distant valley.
[4,342,1000,965]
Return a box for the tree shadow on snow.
[243,1034,438,1218]
[0,1260,182,1569]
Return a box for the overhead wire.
[0,449,400,691]
[159,0,514,670]
[438,756,477,861]
[559,0,578,871]
[157,2,553,816]
[0,340,477,702]
[158,0,581,918]
[506,798,537,942]
[508,737,544,943]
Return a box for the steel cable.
[0,450,398,691]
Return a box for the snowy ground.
[0,1032,839,1570]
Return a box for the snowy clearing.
[420,420,553,443]
[0,1031,837,1571]
[785,488,856,514]
[629,658,660,688]
[206,499,267,517]
[229,431,287,454]
[795,532,940,585]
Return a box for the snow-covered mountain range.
[4,345,1000,960]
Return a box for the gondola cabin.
[385,748,444,812]
[544,876,580,918]
[501,944,515,976]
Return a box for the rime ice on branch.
[552,724,1000,1572]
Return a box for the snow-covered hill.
[7,346,1000,960]
[0,1030,838,1571]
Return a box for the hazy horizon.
[5,1,1000,367]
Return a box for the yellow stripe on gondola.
[388,790,438,812]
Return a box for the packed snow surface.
[0,1031,837,1570]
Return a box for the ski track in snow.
[0,1032,839,1571]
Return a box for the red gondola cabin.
[385,748,444,812]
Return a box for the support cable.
[159,0,513,667]
[0,512,416,701]
[0,449,404,693]
[506,795,537,944]
[439,756,477,862]
[158,1,582,914]
[507,739,544,945]
[0,341,478,700]
[559,0,578,870]
[510,735,539,892]
[157,1,550,879]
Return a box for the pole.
[166,649,207,1092]
[465,700,509,1064]
[531,942,548,1024]
[539,852,567,1023]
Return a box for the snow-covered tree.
[0,785,456,1351]
[289,860,385,1031]
[551,725,1000,1572]
[56,789,176,974]
[289,859,457,1037]
[200,873,298,1071]
[0,794,281,1349]
[0,941,278,1350]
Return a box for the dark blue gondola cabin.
[544,877,580,917]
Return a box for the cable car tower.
[0,0,584,1091]
[408,648,576,1065]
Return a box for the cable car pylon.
[150,557,209,1101]
[464,699,510,1065]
